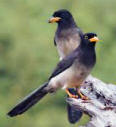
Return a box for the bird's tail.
[7,82,49,117]
[67,88,83,124]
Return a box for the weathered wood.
[67,75,116,127]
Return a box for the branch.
[67,75,116,127]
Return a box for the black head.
[83,33,99,44]
[53,9,73,21]
[48,9,76,29]
[79,33,98,68]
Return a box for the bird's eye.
[84,36,88,39]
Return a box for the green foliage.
[0,0,116,126]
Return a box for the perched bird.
[48,9,84,123]
[48,9,83,60]
[7,33,99,117]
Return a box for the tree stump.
[67,75,116,127]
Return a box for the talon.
[69,94,78,98]
[77,89,89,100]
[65,88,78,98]
[81,96,89,100]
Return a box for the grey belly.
[48,65,91,90]
[56,39,80,59]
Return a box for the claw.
[66,88,78,98]
[77,89,89,100]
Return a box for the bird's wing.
[49,50,78,80]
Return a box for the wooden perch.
[67,75,116,127]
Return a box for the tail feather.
[7,82,48,117]
[67,103,83,124]
[67,88,83,124]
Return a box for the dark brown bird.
[48,9,83,60]
[48,9,84,123]
[7,33,99,119]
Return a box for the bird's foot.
[81,95,89,100]
[65,88,78,99]
[77,89,89,100]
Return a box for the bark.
[67,75,116,127]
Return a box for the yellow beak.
[89,37,99,43]
[48,17,61,23]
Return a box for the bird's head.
[83,33,99,45]
[48,9,76,28]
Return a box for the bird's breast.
[67,64,91,88]
[55,34,80,59]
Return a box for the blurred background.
[0,0,116,126]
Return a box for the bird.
[7,32,99,117]
[48,9,83,61]
[48,9,84,123]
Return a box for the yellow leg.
[77,89,89,100]
[65,88,78,98]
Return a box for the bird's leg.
[65,88,78,98]
[77,88,89,100]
